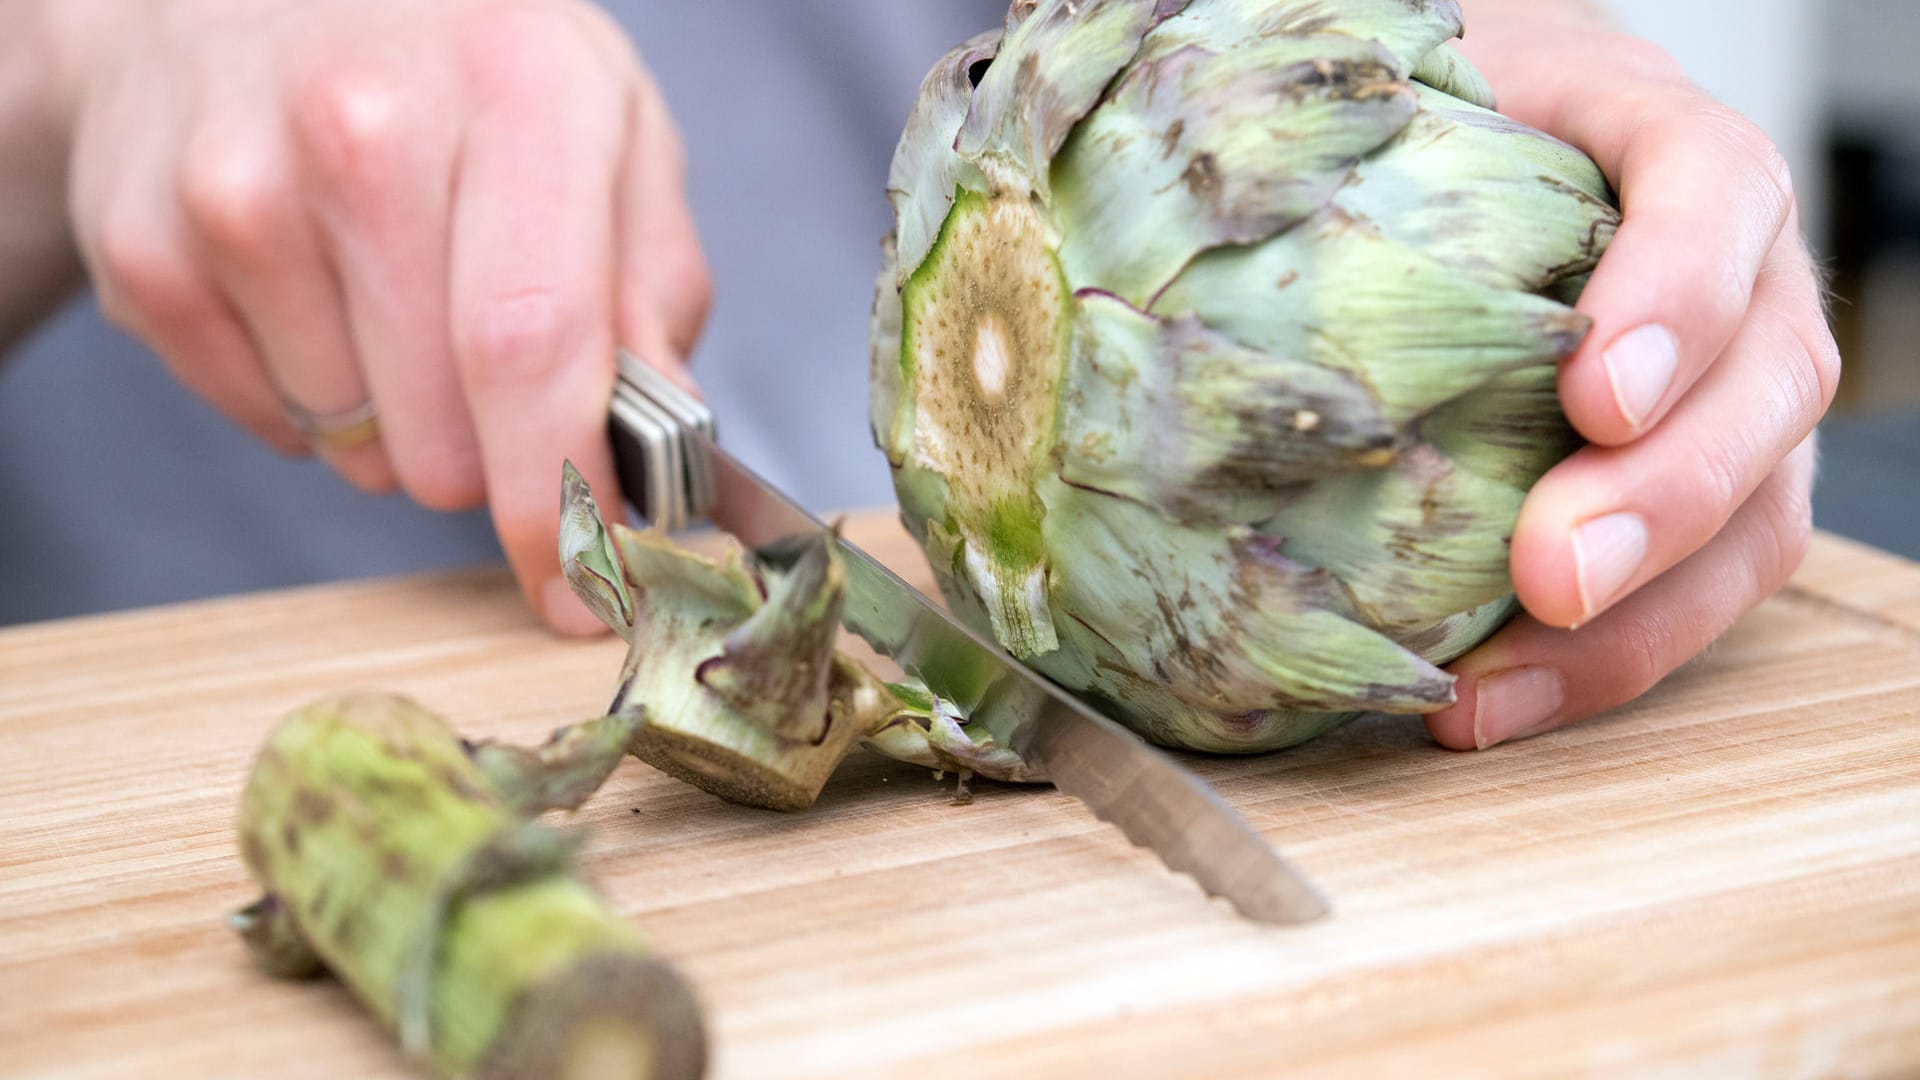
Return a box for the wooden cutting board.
[3,517,1918,1079]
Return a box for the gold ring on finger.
[285,398,380,451]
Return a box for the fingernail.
[542,578,609,638]
[1472,666,1567,749]
[1572,511,1648,621]
[1603,324,1679,430]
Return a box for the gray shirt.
[0,1,1001,623]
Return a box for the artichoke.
[870,0,1619,752]
[233,693,706,1079]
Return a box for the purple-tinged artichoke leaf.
[464,706,647,818]
[956,0,1167,196]
[698,528,846,742]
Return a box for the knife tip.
[1232,885,1332,927]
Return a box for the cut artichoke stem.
[234,693,706,1080]
[559,464,1044,813]
[874,0,1621,753]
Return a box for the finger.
[1429,436,1817,751]
[178,110,396,493]
[1540,76,1796,445]
[448,10,626,636]
[289,53,479,508]
[1512,232,1839,628]
[70,115,305,456]
[616,70,711,386]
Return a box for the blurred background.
[1,0,1917,624]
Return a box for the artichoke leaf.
[1333,83,1619,291]
[558,463,635,641]
[1410,40,1496,108]
[1422,364,1583,490]
[869,234,908,465]
[1060,291,1395,523]
[1264,441,1530,632]
[1154,210,1591,421]
[887,29,1002,282]
[1035,483,1453,751]
[463,707,647,818]
[1150,0,1465,76]
[1052,33,1418,304]
[957,0,1179,197]
[697,526,845,743]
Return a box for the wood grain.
[3,520,1918,1079]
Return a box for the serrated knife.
[608,349,1329,925]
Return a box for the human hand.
[48,0,710,633]
[1428,3,1841,749]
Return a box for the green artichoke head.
[870,0,1619,753]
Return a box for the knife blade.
[609,351,1329,925]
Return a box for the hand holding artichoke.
[1400,0,1837,749]
[872,0,1619,752]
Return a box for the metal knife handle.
[609,349,717,532]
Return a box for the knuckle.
[1692,103,1797,219]
[457,289,580,387]
[1749,464,1815,593]
[93,214,209,329]
[1693,429,1751,517]
[176,137,288,254]
[1613,610,1678,699]
[1698,246,1755,333]
[1769,327,1831,431]
[1801,323,1844,415]
[291,60,412,195]
[1773,496,1814,586]
[1753,137,1798,217]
